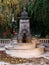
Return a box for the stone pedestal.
[18,8,31,43]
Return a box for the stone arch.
[20,29,28,43]
[21,29,28,36]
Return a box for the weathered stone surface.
[18,8,31,43]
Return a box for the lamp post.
[10,1,17,37]
[11,14,14,34]
[11,14,16,37]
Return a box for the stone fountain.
[5,8,45,58]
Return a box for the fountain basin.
[5,48,44,58]
[5,43,45,58]
[5,43,37,50]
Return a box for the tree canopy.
[0,0,49,38]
